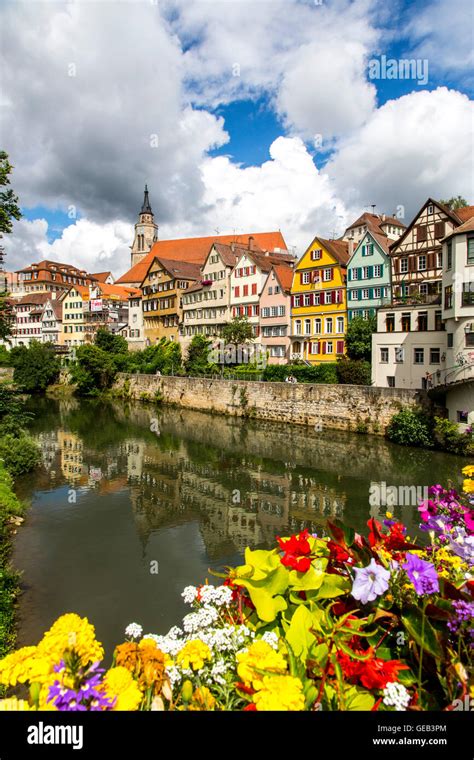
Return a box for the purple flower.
[403,553,439,595]
[448,528,474,565]
[447,600,474,647]
[351,559,390,604]
[48,661,115,712]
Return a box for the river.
[12,397,465,659]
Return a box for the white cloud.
[327,87,474,219]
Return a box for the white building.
[40,295,63,345]
[372,303,446,390]
[10,293,50,347]
[119,292,146,350]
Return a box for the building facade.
[40,296,64,345]
[10,293,50,346]
[119,293,146,350]
[259,265,293,363]
[347,231,392,320]
[290,237,349,364]
[82,283,138,343]
[16,260,94,295]
[141,257,200,343]
[62,285,88,347]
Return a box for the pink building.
[259,265,294,364]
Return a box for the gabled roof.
[352,228,390,258]
[452,205,474,223]
[272,264,294,293]
[234,248,295,274]
[41,300,63,319]
[442,216,474,240]
[16,259,89,276]
[91,271,113,283]
[346,212,406,235]
[116,231,288,284]
[210,241,261,268]
[389,197,471,253]
[306,237,349,267]
[66,284,89,297]
[142,257,201,284]
[15,293,50,306]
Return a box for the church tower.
[130,185,158,268]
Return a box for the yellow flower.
[0,697,32,711]
[236,640,287,690]
[38,674,61,711]
[463,479,474,494]
[37,614,103,666]
[103,667,142,711]
[252,675,305,711]
[176,640,211,672]
[386,511,393,519]
[188,686,216,711]
[462,465,474,477]
[0,646,52,687]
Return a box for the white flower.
[182,605,219,634]
[182,586,198,605]
[261,631,279,650]
[165,666,182,688]
[382,682,411,711]
[125,623,143,639]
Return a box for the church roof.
[141,185,153,215]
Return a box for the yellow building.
[141,257,200,343]
[61,285,89,347]
[290,237,349,364]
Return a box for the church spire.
[141,184,153,215]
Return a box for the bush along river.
[12,396,466,657]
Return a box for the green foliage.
[0,345,11,366]
[433,416,473,455]
[0,297,14,343]
[0,462,26,662]
[262,363,338,384]
[438,196,468,211]
[95,327,128,355]
[386,406,434,448]
[221,316,254,345]
[10,341,60,392]
[70,344,117,395]
[345,315,377,361]
[336,357,372,385]
[0,387,33,436]
[0,433,41,476]
[0,151,21,235]
[113,338,182,376]
[184,335,216,376]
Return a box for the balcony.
[428,361,474,389]
[380,293,441,308]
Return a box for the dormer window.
[427,204,434,215]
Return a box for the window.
[395,347,404,363]
[324,292,332,304]
[293,295,300,307]
[445,285,453,309]
[310,341,319,354]
[323,268,332,281]
[380,347,389,363]
[427,204,434,215]
[325,318,333,334]
[326,341,333,354]
[294,320,302,335]
[362,243,374,256]
[430,348,440,364]
[336,316,344,333]
[447,241,452,269]
[400,258,408,274]
[311,249,322,260]
[362,289,369,299]
[314,318,321,334]
[457,410,469,424]
[414,348,424,364]
[401,313,411,332]
[435,310,443,331]
[468,237,474,264]
[351,291,359,301]
[361,266,370,279]
[304,294,311,306]
[270,306,277,317]
[374,265,381,277]
[417,311,428,331]
[466,333,474,347]
[417,225,427,242]
[419,283,428,296]
[302,272,310,284]
[274,286,280,294]
[268,287,273,295]
[418,255,427,271]
[304,319,311,335]
[373,287,381,298]
[278,305,285,316]
[386,313,395,332]
[352,269,360,280]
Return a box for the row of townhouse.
[9,279,140,349]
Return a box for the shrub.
[433,416,474,455]
[386,406,433,448]
[10,341,60,392]
[184,335,216,376]
[336,357,372,385]
[70,345,117,395]
[95,327,128,355]
[262,363,338,384]
[345,315,377,361]
[0,433,41,475]
[0,386,33,435]
[0,345,11,367]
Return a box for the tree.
[222,316,254,345]
[184,335,216,376]
[70,344,117,395]
[336,357,372,385]
[345,315,377,362]
[0,151,22,342]
[439,196,468,211]
[386,407,433,448]
[95,327,128,355]
[10,341,60,392]
[0,152,21,235]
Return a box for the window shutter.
[321,341,326,355]
[435,221,445,239]
[336,340,344,354]
[331,291,336,304]
[394,258,400,273]
[427,252,435,269]
[368,266,374,278]
[409,256,416,271]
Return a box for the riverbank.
[112,373,436,436]
[0,463,26,666]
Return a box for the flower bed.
[1,468,473,712]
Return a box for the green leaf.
[338,640,373,661]
[344,685,375,711]
[401,608,443,660]
[315,573,350,599]
[289,565,325,591]
[285,606,316,660]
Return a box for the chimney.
[348,235,354,257]
[381,213,386,222]
[248,235,255,251]
[230,242,235,252]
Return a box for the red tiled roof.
[116,231,288,284]
[94,282,141,299]
[442,216,474,240]
[91,271,113,282]
[15,293,50,306]
[316,238,350,266]
[346,213,406,234]
[272,264,294,293]
[149,257,202,282]
[453,205,474,223]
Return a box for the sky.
[0,0,473,277]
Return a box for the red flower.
[327,540,350,564]
[384,522,408,551]
[367,518,383,547]
[359,657,408,690]
[277,529,312,572]
[243,703,257,711]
